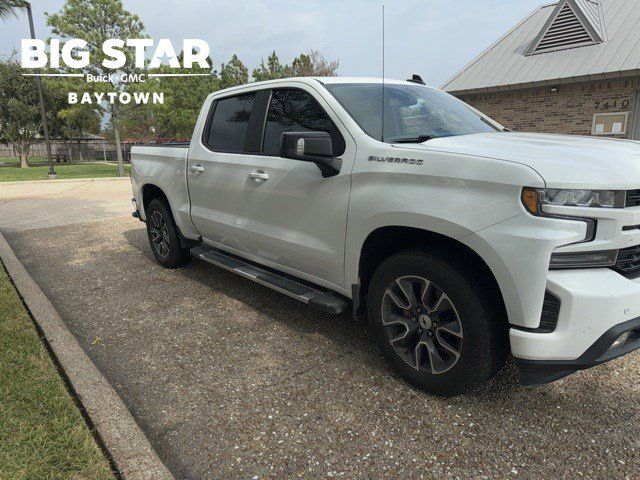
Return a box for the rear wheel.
[367,250,507,397]
[145,198,191,269]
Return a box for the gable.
[527,0,603,55]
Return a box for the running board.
[190,246,349,314]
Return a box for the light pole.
[25,2,56,179]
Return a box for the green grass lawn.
[0,263,115,480]
[0,162,130,183]
[0,157,52,166]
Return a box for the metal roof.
[443,0,640,94]
[575,0,605,36]
[526,0,603,55]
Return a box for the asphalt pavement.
[1,179,639,479]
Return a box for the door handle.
[248,171,269,181]
[190,164,205,175]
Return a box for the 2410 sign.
[595,99,630,110]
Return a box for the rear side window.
[262,89,345,157]
[206,92,256,152]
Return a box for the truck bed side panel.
[130,146,199,240]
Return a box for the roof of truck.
[312,77,422,85]
[210,77,437,98]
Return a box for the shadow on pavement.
[122,226,632,412]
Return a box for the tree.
[251,50,340,81]
[119,51,219,140]
[0,55,41,167]
[2,0,58,175]
[47,0,146,177]
[0,0,28,20]
[60,106,101,161]
[51,80,101,161]
[36,75,102,163]
[252,51,287,81]
[151,56,219,138]
[117,84,158,142]
[219,54,248,89]
[41,77,74,160]
[288,50,339,77]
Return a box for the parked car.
[130,77,640,396]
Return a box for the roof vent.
[527,0,604,55]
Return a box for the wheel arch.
[353,226,510,326]
[141,183,169,214]
[141,182,185,226]
[141,183,198,249]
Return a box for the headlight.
[522,187,623,268]
[522,188,625,214]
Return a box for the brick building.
[443,0,640,140]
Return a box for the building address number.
[595,99,630,110]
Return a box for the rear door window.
[262,88,345,157]
[206,92,257,153]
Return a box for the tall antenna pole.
[381,5,385,142]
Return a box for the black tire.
[145,198,191,269]
[367,249,508,397]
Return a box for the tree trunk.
[19,152,29,168]
[18,143,29,168]
[77,140,84,162]
[111,104,125,177]
[65,140,73,163]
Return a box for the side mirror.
[280,131,342,177]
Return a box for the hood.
[405,132,640,189]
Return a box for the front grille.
[613,245,640,278]
[626,189,640,208]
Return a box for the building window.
[592,112,628,136]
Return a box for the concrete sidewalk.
[0,178,132,232]
[2,179,640,479]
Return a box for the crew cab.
[130,76,640,396]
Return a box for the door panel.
[187,149,247,249]
[244,156,351,287]
[242,86,355,289]
[187,92,258,251]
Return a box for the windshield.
[324,83,500,142]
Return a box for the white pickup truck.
[130,76,640,396]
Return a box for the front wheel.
[367,250,508,397]
[145,198,191,269]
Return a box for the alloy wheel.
[149,210,171,259]
[381,275,464,374]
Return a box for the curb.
[0,232,173,480]
[0,177,130,186]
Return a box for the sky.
[0,0,545,87]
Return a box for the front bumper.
[511,268,640,385]
[516,316,640,385]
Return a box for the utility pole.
[26,2,57,179]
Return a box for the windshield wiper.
[387,134,436,143]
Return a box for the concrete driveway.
[1,178,639,480]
